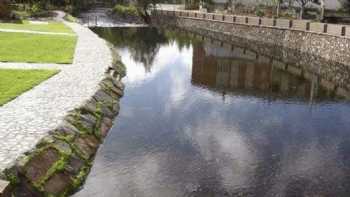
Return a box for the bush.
[64,13,78,22]
[113,4,138,17]
[255,9,265,17]
[28,3,53,18]
[30,3,41,15]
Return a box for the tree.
[134,0,160,23]
[0,0,11,19]
[313,0,326,21]
[228,0,236,13]
[294,0,313,19]
[340,0,350,12]
[273,0,283,17]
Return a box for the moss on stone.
[33,153,69,191]
[4,169,19,185]
[53,134,76,143]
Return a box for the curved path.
[0,28,75,36]
[0,21,112,171]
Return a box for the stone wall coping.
[158,9,350,39]
[346,26,350,38]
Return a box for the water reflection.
[75,27,350,197]
[191,41,337,102]
[93,27,168,72]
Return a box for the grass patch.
[0,20,74,34]
[0,32,77,63]
[0,69,59,106]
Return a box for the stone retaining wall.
[153,11,350,73]
[159,10,349,37]
[152,16,350,96]
[0,52,126,197]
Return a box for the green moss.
[115,61,127,77]
[4,169,19,185]
[71,165,91,189]
[33,153,69,190]
[53,133,76,143]
[66,112,91,135]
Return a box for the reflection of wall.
[191,43,326,100]
[155,15,350,92]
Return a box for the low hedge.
[113,4,138,17]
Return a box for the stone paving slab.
[0,22,112,171]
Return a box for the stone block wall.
[1,51,126,197]
[235,16,247,24]
[197,12,205,19]
[275,19,291,29]
[213,14,224,21]
[292,20,309,31]
[175,11,181,17]
[206,13,214,20]
[309,22,326,33]
[173,10,350,38]
[224,15,234,23]
[247,17,260,26]
[189,12,196,18]
[153,13,350,91]
[327,24,345,36]
[261,18,275,27]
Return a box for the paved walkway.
[0,21,112,171]
[0,28,75,36]
[0,62,64,70]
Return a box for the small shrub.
[256,9,265,17]
[30,3,41,15]
[64,13,78,23]
[113,4,138,17]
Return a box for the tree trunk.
[320,0,325,21]
[276,1,280,17]
[300,5,304,19]
[0,0,11,19]
[231,0,236,13]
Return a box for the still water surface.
[75,27,350,197]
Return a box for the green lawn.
[0,32,77,63]
[0,20,74,34]
[0,69,58,106]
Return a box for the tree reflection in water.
[75,27,350,197]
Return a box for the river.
[74,27,350,197]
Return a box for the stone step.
[0,179,10,197]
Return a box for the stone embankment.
[153,10,350,98]
[0,20,126,196]
[156,10,350,65]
